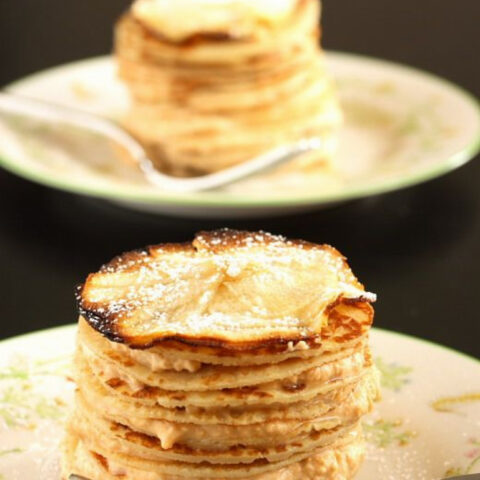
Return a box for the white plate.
[0,52,479,218]
[0,326,479,479]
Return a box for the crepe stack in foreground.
[63,230,379,480]
[115,0,342,176]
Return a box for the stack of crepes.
[63,230,379,480]
[115,0,342,176]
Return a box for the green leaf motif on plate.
[0,449,23,457]
[364,418,417,448]
[0,354,71,429]
[375,357,412,391]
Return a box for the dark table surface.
[0,0,479,359]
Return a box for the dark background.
[0,1,479,358]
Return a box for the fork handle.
[0,91,147,162]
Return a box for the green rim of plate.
[1,51,479,209]
[0,324,478,367]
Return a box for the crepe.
[115,0,342,175]
[63,428,365,480]
[62,230,379,480]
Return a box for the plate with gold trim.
[0,52,479,218]
[0,326,479,479]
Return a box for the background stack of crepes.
[115,0,342,176]
[63,230,379,480]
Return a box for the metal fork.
[0,92,322,193]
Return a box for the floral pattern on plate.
[0,326,479,480]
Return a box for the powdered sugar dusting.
[78,230,375,344]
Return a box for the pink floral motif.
[465,438,480,460]
[466,448,480,459]
[444,438,480,477]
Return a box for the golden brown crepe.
[62,230,379,480]
[115,0,342,176]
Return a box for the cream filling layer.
[72,434,364,480]
[111,402,363,450]
[110,341,202,373]
[92,348,367,398]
